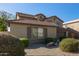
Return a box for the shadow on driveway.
[25,44,58,49]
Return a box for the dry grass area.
[25,44,79,56]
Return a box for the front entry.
[30,27,45,44]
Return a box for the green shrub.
[20,37,29,47]
[0,24,6,31]
[0,32,25,56]
[59,38,79,52]
[45,37,56,44]
[76,40,79,51]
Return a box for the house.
[7,12,64,44]
[63,19,79,38]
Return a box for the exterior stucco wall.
[10,23,57,38]
[46,17,63,27]
[10,23,28,38]
[55,18,63,27]
[47,27,56,38]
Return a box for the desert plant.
[20,37,29,47]
[59,38,79,52]
[0,32,25,56]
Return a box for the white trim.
[7,26,10,32]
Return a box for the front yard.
[25,44,79,56]
[0,32,79,56]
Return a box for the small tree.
[0,10,15,31]
[0,17,6,31]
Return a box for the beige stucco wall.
[10,23,28,38]
[64,22,79,32]
[55,18,63,27]
[10,23,57,38]
[47,17,63,27]
[47,27,56,38]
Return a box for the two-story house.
[7,12,64,44]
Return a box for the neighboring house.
[63,19,79,38]
[7,12,64,44]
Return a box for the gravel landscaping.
[25,44,79,56]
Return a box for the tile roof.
[63,18,79,24]
[7,12,63,27]
[8,19,58,27]
[16,12,64,22]
[48,16,64,22]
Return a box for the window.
[38,28,44,39]
[32,27,44,39]
[32,28,38,37]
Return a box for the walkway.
[25,44,79,56]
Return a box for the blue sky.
[0,3,79,22]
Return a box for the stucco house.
[7,12,64,44]
[63,19,79,38]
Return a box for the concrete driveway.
[25,44,79,56]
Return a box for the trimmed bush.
[76,40,79,51]
[20,37,29,47]
[59,38,79,52]
[0,32,25,56]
